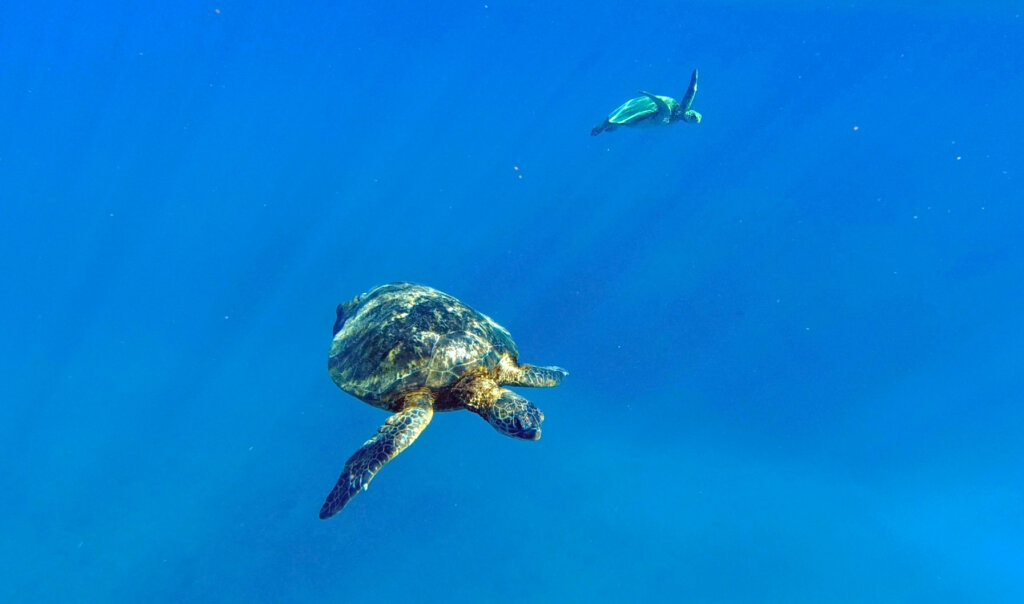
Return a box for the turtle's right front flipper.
[681,68,699,110]
[319,392,434,519]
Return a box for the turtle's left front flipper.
[639,91,672,121]
[511,364,568,387]
[319,392,434,519]
[497,356,568,388]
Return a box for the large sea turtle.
[319,282,568,519]
[591,68,702,136]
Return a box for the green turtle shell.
[328,283,518,410]
[607,95,680,125]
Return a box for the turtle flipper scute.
[514,365,568,388]
[319,393,434,519]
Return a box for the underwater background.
[3,1,1023,601]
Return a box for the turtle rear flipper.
[319,392,434,519]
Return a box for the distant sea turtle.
[591,68,702,136]
[319,282,568,519]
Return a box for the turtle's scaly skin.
[319,282,567,519]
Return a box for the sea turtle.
[319,282,568,519]
[591,68,702,136]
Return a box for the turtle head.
[332,296,361,336]
[681,109,702,124]
[485,390,544,441]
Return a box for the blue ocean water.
[3,1,1023,601]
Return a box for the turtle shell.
[607,95,679,125]
[328,283,517,409]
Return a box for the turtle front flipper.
[510,364,568,388]
[319,391,434,519]
[681,68,699,110]
[496,355,567,387]
[638,91,672,121]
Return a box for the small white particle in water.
[248,446,254,451]
[224,315,230,319]
[913,215,918,219]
